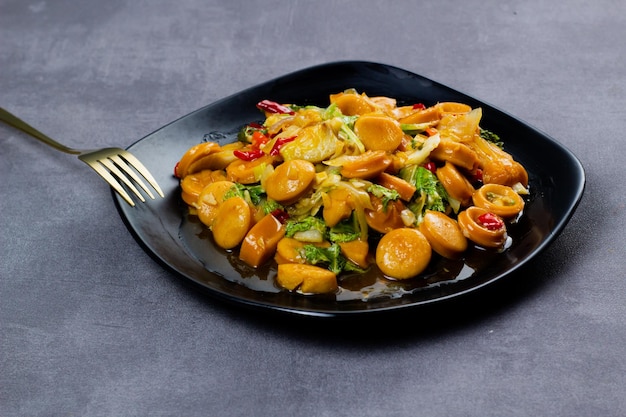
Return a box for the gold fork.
[0,107,164,207]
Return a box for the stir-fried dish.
[174,90,529,295]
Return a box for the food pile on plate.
[174,90,528,295]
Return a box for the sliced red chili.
[477,212,505,231]
[270,208,289,223]
[174,161,180,178]
[251,130,269,149]
[269,136,296,156]
[423,161,437,174]
[256,99,295,115]
[412,103,426,110]
[233,149,265,161]
[472,168,484,183]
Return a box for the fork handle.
[0,107,81,155]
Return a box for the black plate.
[114,61,585,317]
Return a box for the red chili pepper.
[248,122,265,129]
[251,130,269,149]
[472,168,484,183]
[412,103,426,110]
[423,161,437,174]
[269,136,296,156]
[256,99,295,115]
[233,149,265,161]
[174,161,180,178]
[270,209,289,223]
[478,212,504,231]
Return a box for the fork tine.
[85,159,136,207]
[98,158,146,203]
[109,154,155,199]
[119,151,165,198]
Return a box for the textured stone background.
[2,1,625,416]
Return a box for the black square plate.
[114,61,585,318]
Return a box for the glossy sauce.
[179,207,526,302]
